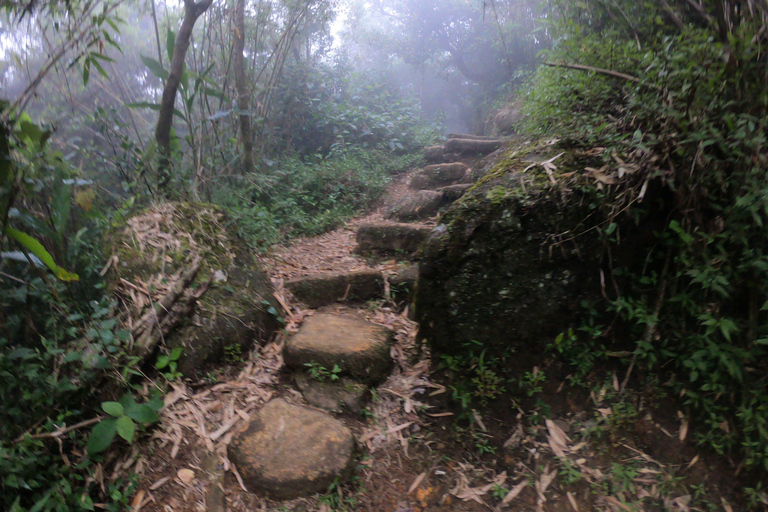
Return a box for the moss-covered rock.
[107,202,280,376]
[414,142,602,361]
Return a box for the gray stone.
[295,372,368,414]
[385,190,444,221]
[355,223,431,254]
[414,144,601,359]
[409,163,470,190]
[284,313,394,382]
[444,137,503,155]
[447,133,497,140]
[437,184,472,202]
[228,399,354,499]
[286,270,383,309]
[424,146,445,163]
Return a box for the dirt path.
[125,163,759,512]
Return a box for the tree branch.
[543,61,662,91]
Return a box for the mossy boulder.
[107,202,280,376]
[414,142,602,360]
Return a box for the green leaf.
[5,227,79,281]
[166,28,176,63]
[170,346,183,361]
[146,396,164,412]
[116,415,135,443]
[87,418,117,455]
[119,392,137,410]
[101,401,125,417]
[125,403,159,424]
[125,101,162,111]
[140,55,169,81]
[156,355,169,369]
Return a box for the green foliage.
[440,341,509,411]
[520,3,768,471]
[212,148,402,249]
[87,393,162,455]
[155,347,183,381]
[305,362,342,382]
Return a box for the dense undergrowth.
[519,3,768,475]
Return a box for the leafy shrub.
[213,147,419,249]
[520,6,768,470]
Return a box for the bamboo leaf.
[5,227,79,281]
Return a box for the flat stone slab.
[356,223,431,254]
[286,270,383,308]
[385,190,444,221]
[284,313,394,382]
[295,371,368,414]
[444,137,503,155]
[228,399,354,499]
[409,163,470,190]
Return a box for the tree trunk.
[155,0,213,193]
[233,0,254,174]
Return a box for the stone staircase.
[224,137,504,501]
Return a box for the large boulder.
[107,202,279,376]
[228,399,354,499]
[414,143,601,360]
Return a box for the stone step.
[355,223,431,254]
[424,145,444,163]
[284,313,393,383]
[228,399,354,499]
[294,371,368,414]
[385,190,444,221]
[447,133,498,141]
[409,162,471,190]
[445,137,503,156]
[285,270,383,308]
[437,183,473,202]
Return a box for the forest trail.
[128,141,748,512]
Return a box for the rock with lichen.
[414,141,602,362]
[106,202,280,375]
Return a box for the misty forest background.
[2,0,768,510]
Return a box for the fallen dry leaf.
[176,468,195,483]
[408,472,426,494]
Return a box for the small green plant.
[156,347,183,381]
[305,362,342,382]
[491,483,509,500]
[223,344,244,364]
[474,434,496,456]
[557,457,583,485]
[519,367,546,397]
[87,393,163,455]
[319,477,359,511]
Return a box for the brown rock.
[388,265,419,303]
[286,270,383,309]
[445,138,503,155]
[424,145,445,163]
[295,372,368,414]
[385,190,444,221]
[284,313,393,382]
[228,399,354,499]
[356,223,431,254]
[447,133,497,140]
[409,162,470,190]
[438,184,472,202]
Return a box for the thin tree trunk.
[234,0,254,173]
[154,0,213,193]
